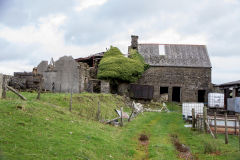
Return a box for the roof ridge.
[139,43,206,46]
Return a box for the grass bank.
[0,92,240,159]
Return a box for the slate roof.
[138,44,212,68]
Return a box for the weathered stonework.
[43,71,57,91]
[101,80,110,93]
[54,56,80,93]
[37,61,48,75]
[78,62,90,93]
[118,83,129,96]
[138,66,212,102]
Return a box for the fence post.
[36,78,42,100]
[192,108,195,130]
[200,115,203,132]
[2,75,6,99]
[120,107,123,127]
[214,112,217,138]
[238,115,240,150]
[96,101,101,121]
[225,112,228,144]
[69,89,73,112]
[203,106,207,133]
[196,115,198,130]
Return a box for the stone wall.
[138,66,212,102]
[0,74,3,99]
[37,61,48,75]
[43,71,57,91]
[118,83,129,96]
[9,72,42,91]
[101,80,110,93]
[54,56,80,93]
[78,62,90,92]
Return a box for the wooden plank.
[6,85,27,100]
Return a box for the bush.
[203,141,219,154]
[97,46,147,83]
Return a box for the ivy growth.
[97,46,148,83]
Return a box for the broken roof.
[75,52,105,62]
[138,44,212,68]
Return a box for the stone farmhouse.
[130,35,212,103]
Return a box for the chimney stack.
[131,35,138,50]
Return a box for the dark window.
[172,87,181,102]
[198,90,206,103]
[160,87,168,94]
[237,88,240,97]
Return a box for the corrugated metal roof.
[219,80,240,87]
[138,44,212,68]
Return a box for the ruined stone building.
[37,54,110,94]
[130,35,212,103]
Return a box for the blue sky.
[0,0,240,84]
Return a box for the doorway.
[160,87,168,95]
[172,87,181,102]
[198,90,206,103]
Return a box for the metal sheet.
[129,84,154,100]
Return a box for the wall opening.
[198,90,206,103]
[160,87,168,95]
[172,87,181,102]
[158,45,165,55]
[237,88,240,97]
[93,81,101,93]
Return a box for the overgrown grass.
[0,92,240,159]
[0,92,133,160]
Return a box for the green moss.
[97,46,147,83]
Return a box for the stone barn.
[130,35,212,103]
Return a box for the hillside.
[0,92,240,160]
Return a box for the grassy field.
[0,92,240,160]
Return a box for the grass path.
[124,111,240,160]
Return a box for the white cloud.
[138,29,207,45]
[224,0,238,4]
[74,0,108,12]
[0,61,33,75]
[211,56,240,84]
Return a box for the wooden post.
[128,108,134,122]
[199,115,203,132]
[96,101,101,121]
[36,78,42,100]
[69,89,73,112]
[192,108,195,130]
[2,75,6,99]
[203,106,207,133]
[225,112,228,144]
[120,107,123,127]
[235,115,237,135]
[196,116,198,130]
[238,115,240,150]
[214,112,217,138]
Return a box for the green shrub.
[203,140,219,154]
[97,46,147,83]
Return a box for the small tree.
[97,46,147,83]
